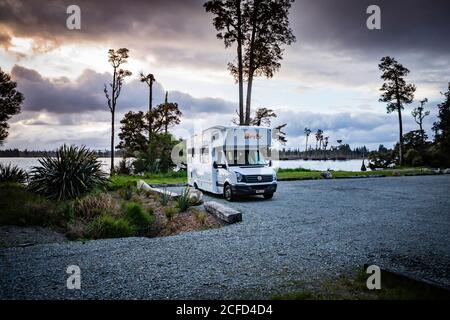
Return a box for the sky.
[0,0,449,151]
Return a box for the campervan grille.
[245,174,273,183]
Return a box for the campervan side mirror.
[269,160,272,167]
[213,161,218,169]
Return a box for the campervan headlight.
[273,172,277,181]
[235,172,244,182]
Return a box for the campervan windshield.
[225,149,267,166]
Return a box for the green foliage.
[88,215,134,239]
[0,183,63,227]
[73,193,115,221]
[28,144,108,200]
[0,68,24,143]
[0,163,27,183]
[160,188,171,206]
[175,187,191,212]
[432,85,450,166]
[133,133,181,173]
[163,206,178,221]
[123,202,152,230]
[115,158,133,175]
[118,182,134,200]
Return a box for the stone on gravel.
[204,201,242,224]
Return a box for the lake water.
[0,157,368,172]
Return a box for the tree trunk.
[149,81,153,141]
[236,0,244,125]
[245,0,259,125]
[419,121,424,144]
[110,110,115,175]
[305,135,308,152]
[110,67,117,175]
[398,106,403,165]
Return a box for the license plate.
[255,190,265,194]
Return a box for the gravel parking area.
[1,175,449,299]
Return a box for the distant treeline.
[278,144,369,160]
[0,149,124,158]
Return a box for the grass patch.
[277,167,432,181]
[109,171,186,190]
[272,267,450,300]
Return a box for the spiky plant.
[0,163,28,183]
[29,144,108,200]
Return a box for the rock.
[136,180,179,198]
[320,171,333,179]
[189,189,203,205]
[204,201,242,224]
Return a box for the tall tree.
[411,98,430,144]
[158,91,182,134]
[140,72,156,140]
[315,129,323,150]
[250,107,276,126]
[240,0,296,124]
[0,68,24,144]
[432,83,450,161]
[104,48,132,174]
[304,127,311,152]
[378,56,416,166]
[204,0,245,124]
[322,136,329,150]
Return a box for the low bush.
[123,202,152,230]
[0,163,28,183]
[160,188,171,206]
[88,215,134,239]
[73,193,116,221]
[195,211,206,226]
[118,182,135,200]
[163,206,178,221]
[175,187,191,212]
[0,183,63,227]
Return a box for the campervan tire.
[263,193,274,199]
[224,184,235,202]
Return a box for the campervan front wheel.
[263,193,274,199]
[224,184,235,202]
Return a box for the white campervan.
[186,126,277,201]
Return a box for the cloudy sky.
[0,0,449,150]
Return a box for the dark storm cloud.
[292,0,450,55]
[11,64,235,115]
[1,0,449,57]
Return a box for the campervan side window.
[201,147,209,164]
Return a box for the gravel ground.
[1,175,449,299]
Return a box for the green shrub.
[195,211,206,226]
[0,183,62,227]
[0,163,28,183]
[28,144,108,200]
[118,183,134,200]
[160,188,171,206]
[88,215,134,239]
[163,206,178,221]
[175,187,191,212]
[124,202,152,230]
[73,193,115,221]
